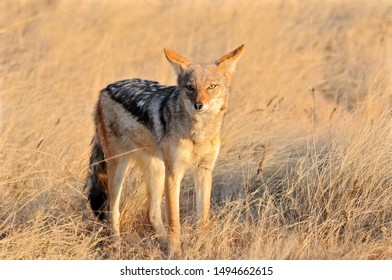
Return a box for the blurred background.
[0,0,391,259]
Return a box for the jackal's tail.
[85,135,108,220]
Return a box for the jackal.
[85,45,244,252]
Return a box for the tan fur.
[88,45,244,254]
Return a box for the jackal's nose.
[194,102,203,111]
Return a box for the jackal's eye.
[208,84,217,89]
[185,85,194,92]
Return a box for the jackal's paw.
[167,236,181,259]
[153,233,168,252]
[197,219,211,230]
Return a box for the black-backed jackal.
[85,45,244,253]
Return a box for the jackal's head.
[164,45,244,115]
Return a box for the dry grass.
[1,0,391,259]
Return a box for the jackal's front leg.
[164,170,183,253]
[194,167,213,225]
[194,145,220,227]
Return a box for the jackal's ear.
[216,44,245,78]
[164,48,191,74]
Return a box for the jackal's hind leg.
[107,155,130,237]
[139,157,167,239]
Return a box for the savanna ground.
[0,0,391,260]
